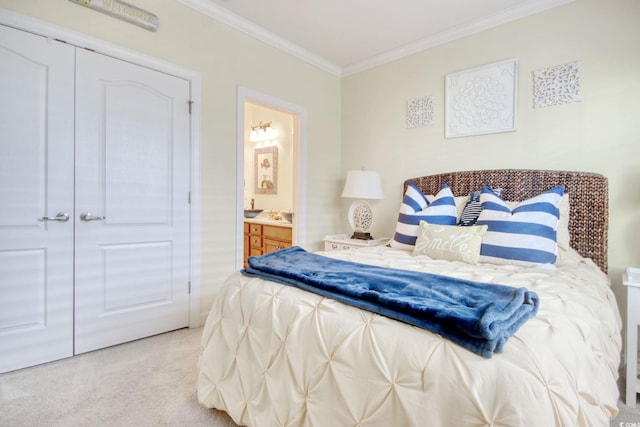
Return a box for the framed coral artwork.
[445,58,518,138]
[255,146,278,194]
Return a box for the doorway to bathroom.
[235,87,307,270]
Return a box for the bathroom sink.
[281,212,293,223]
[244,209,263,218]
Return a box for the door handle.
[80,212,105,222]
[38,212,70,222]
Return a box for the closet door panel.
[0,25,75,373]
[103,83,172,224]
[74,49,191,354]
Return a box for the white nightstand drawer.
[325,241,358,251]
[323,234,388,252]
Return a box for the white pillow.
[476,185,564,266]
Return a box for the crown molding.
[175,0,342,76]
[342,0,575,76]
[177,0,574,78]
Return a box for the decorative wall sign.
[533,61,581,108]
[445,59,518,138]
[407,96,435,128]
[255,146,278,195]
[68,0,159,32]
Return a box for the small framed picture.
[254,146,278,194]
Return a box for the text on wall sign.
[68,0,159,32]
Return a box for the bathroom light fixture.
[249,121,274,142]
[341,169,384,240]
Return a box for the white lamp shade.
[341,170,384,200]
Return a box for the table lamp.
[341,169,384,240]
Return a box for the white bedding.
[197,246,621,427]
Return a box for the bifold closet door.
[73,49,191,354]
[0,26,75,373]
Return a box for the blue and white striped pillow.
[390,183,457,250]
[476,185,564,266]
[459,187,502,226]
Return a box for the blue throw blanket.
[242,246,539,358]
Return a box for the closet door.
[74,49,191,354]
[0,25,75,373]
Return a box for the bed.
[197,169,622,427]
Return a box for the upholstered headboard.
[404,169,608,273]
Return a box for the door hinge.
[188,100,194,114]
[188,281,191,294]
[188,191,191,204]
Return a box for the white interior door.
[74,49,191,354]
[0,25,75,373]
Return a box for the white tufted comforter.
[197,246,622,427]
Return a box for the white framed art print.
[445,58,518,138]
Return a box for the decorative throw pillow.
[413,221,488,264]
[476,185,564,266]
[459,188,502,226]
[428,195,469,223]
[557,194,570,250]
[505,193,570,250]
[389,183,457,250]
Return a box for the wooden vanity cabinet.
[263,224,292,253]
[244,222,292,267]
[248,223,264,256]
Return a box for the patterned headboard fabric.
[404,169,608,273]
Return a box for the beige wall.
[342,0,640,323]
[4,0,639,327]
[0,0,342,316]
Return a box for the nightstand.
[624,267,640,407]
[323,234,389,251]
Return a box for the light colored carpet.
[615,372,640,426]
[0,327,238,427]
[1,326,638,426]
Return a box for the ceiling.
[177,0,573,76]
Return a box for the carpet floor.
[0,326,638,426]
[0,327,236,427]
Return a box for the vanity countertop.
[244,216,292,228]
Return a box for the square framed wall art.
[407,95,435,129]
[445,58,518,138]
[533,61,581,108]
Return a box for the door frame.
[236,86,307,270]
[0,9,203,328]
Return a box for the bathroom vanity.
[244,218,292,267]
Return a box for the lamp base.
[351,231,372,240]
[347,200,374,241]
